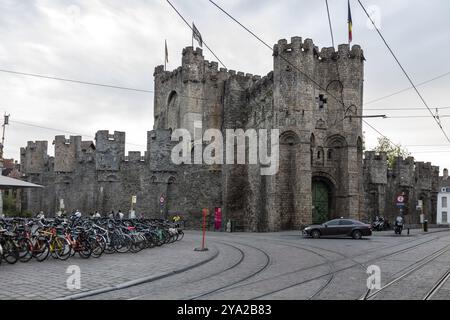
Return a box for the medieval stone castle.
[18,37,440,231]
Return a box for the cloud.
[0,0,449,171]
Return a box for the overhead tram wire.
[9,119,146,148]
[357,0,450,145]
[365,106,450,111]
[165,0,227,69]
[0,69,154,94]
[206,0,404,149]
[2,2,441,151]
[364,71,450,106]
[206,0,345,110]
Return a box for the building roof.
[0,175,43,189]
[439,178,450,189]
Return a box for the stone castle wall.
[363,151,440,224]
[19,36,440,231]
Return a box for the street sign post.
[195,208,209,252]
[159,194,166,219]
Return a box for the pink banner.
[214,207,222,231]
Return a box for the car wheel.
[352,230,362,240]
[311,230,321,239]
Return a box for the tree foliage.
[374,137,411,168]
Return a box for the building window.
[443,212,448,224]
[443,197,448,208]
[327,149,333,160]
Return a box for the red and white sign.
[397,195,405,203]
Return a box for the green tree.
[374,137,411,168]
[3,193,20,217]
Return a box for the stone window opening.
[317,94,327,109]
[328,149,333,160]
[317,151,322,159]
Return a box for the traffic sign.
[397,195,405,203]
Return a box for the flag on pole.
[192,23,203,47]
[165,39,169,64]
[348,0,353,43]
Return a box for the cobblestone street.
[1,228,450,300]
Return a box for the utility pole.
[0,113,10,217]
[0,113,9,168]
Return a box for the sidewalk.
[0,236,218,300]
[372,227,450,237]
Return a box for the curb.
[57,246,219,300]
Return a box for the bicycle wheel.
[90,237,105,258]
[18,238,33,263]
[114,234,132,253]
[32,237,50,262]
[77,240,92,259]
[3,239,19,265]
[54,237,71,261]
[177,230,184,241]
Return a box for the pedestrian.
[109,211,115,219]
[94,211,101,218]
[118,210,124,220]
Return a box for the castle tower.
[270,37,365,228]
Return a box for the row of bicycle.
[0,216,184,265]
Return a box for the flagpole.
[192,22,194,48]
[164,40,167,71]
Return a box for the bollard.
[424,220,428,232]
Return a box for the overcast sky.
[1,0,449,172]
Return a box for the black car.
[302,219,372,239]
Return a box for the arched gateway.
[312,176,336,224]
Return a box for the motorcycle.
[372,217,391,231]
[394,218,404,235]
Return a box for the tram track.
[362,245,450,300]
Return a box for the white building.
[437,169,450,225]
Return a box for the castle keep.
[19,37,440,230]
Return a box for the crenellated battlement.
[155,47,261,87]
[364,151,387,162]
[53,135,82,173]
[273,36,365,62]
[95,131,126,172]
[393,156,415,167]
[124,151,145,163]
[20,141,49,175]
[248,71,274,98]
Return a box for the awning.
[0,175,44,189]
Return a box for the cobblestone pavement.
[1,228,450,300]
